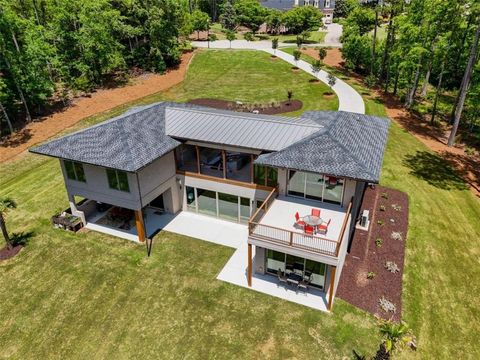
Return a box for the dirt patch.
[301,48,344,68]
[0,245,23,261]
[337,185,408,322]
[0,51,195,163]
[188,98,303,115]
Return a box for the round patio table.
[302,215,324,227]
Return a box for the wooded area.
[340,0,479,146]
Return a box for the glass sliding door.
[305,173,324,201]
[287,170,306,197]
[239,197,251,224]
[323,176,344,204]
[186,186,196,212]
[197,188,217,217]
[305,259,326,289]
[266,249,286,273]
[218,192,239,222]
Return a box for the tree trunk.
[393,66,401,95]
[431,59,445,125]
[3,56,32,123]
[405,62,422,108]
[0,101,14,134]
[420,59,432,97]
[447,24,480,147]
[371,3,379,75]
[379,8,395,83]
[0,213,11,249]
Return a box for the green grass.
[1,49,479,359]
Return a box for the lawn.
[1,49,479,359]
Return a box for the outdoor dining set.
[294,208,331,235]
[277,263,312,292]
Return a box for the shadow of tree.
[403,151,468,191]
[10,231,34,247]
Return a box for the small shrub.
[287,90,293,103]
[375,238,383,247]
[391,231,403,241]
[381,192,389,199]
[327,73,336,87]
[379,297,396,313]
[367,271,376,279]
[365,74,376,88]
[391,204,402,211]
[465,147,476,156]
[244,32,254,41]
[208,33,218,42]
[377,220,384,226]
[379,205,386,212]
[385,261,400,273]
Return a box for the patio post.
[134,210,146,243]
[247,244,252,286]
[327,265,336,311]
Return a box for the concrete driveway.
[324,23,343,47]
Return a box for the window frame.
[106,169,130,192]
[64,160,86,183]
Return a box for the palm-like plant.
[379,320,416,354]
[0,197,17,249]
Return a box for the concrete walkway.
[191,40,365,114]
[324,23,343,47]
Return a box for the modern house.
[261,0,336,23]
[30,102,389,310]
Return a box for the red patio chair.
[317,219,331,234]
[304,225,314,235]
[311,208,321,217]
[295,212,306,228]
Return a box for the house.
[30,102,389,310]
[261,0,336,23]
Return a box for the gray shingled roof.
[30,102,199,172]
[255,111,390,183]
[165,107,321,151]
[30,102,390,182]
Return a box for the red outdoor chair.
[318,219,331,234]
[311,208,321,217]
[295,212,306,228]
[304,225,314,235]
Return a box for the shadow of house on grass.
[403,151,468,191]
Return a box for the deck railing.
[248,197,353,258]
[249,186,278,224]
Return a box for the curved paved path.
[192,41,365,114]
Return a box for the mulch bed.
[337,185,409,322]
[0,245,23,261]
[188,98,303,115]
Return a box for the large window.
[199,147,223,178]
[175,144,198,172]
[226,152,251,182]
[287,170,344,205]
[64,160,86,182]
[253,165,278,187]
[106,169,130,192]
[185,187,251,223]
[266,250,326,289]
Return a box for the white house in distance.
[31,102,389,311]
[261,0,336,23]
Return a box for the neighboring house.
[31,102,389,310]
[261,0,335,23]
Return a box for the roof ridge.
[165,106,323,129]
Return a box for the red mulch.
[0,245,23,261]
[188,98,303,115]
[337,185,408,322]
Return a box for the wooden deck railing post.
[134,210,146,243]
[327,266,337,311]
[289,231,293,246]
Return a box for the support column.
[247,244,253,287]
[68,194,86,225]
[195,145,201,174]
[222,150,227,179]
[327,265,336,311]
[134,210,146,243]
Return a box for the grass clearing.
[0,49,479,359]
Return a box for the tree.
[225,30,236,48]
[266,8,283,35]
[287,89,293,104]
[327,73,337,87]
[244,32,254,42]
[448,22,480,146]
[318,47,327,62]
[0,197,17,249]
[190,9,210,40]
[234,0,267,34]
[220,1,237,30]
[283,6,322,35]
[334,0,359,19]
[271,38,278,55]
[293,49,302,67]
[311,59,322,77]
[345,6,376,36]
